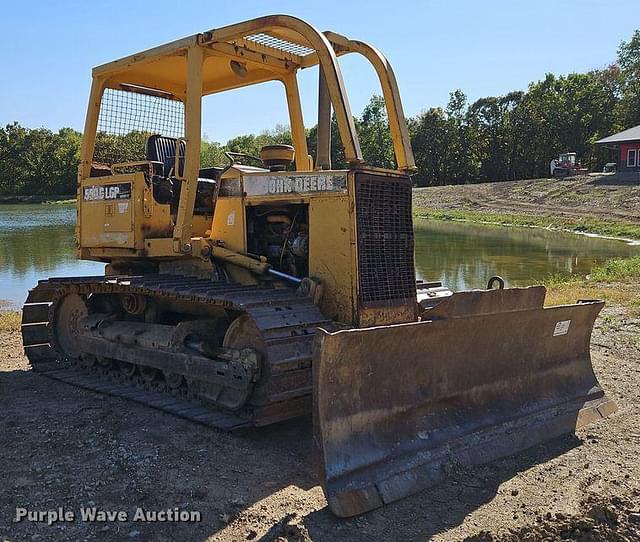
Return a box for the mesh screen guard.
[93,88,185,165]
[355,173,416,306]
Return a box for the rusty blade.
[312,294,615,517]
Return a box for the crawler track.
[21,274,332,429]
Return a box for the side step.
[38,365,250,431]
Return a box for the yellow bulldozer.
[21,15,615,517]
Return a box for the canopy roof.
[93,15,343,98]
[595,125,640,145]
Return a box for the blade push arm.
[210,245,302,285]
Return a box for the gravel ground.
[1,300,639,541]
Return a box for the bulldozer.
[21,15,615,517]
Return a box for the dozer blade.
[312,288,616,517]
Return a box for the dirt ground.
[413,174,640,223]
[1,300,639,541]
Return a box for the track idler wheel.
[52,293,88,360]
[222,314,267,354]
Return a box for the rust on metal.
[312,289,616,517]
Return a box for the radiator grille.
[355,173,416,305]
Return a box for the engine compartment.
[245,204,309,279]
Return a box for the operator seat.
[145,134,221,214]
[146,134,185,177]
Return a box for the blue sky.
[0,0,637,143]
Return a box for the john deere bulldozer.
[21,15,615,517]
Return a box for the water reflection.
[415,219,639,291]
[0,204,103,307]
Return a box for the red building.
[595,125,640,172]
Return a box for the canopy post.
[316,67,332,170]
[173,45,203,252]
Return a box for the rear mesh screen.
[94,87,184,165]
[355,173,416,305]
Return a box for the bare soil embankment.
[413,174,640,235]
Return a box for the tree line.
[1,30,638,196]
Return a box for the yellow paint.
[210,197,246,253]
[173,47,203,248]
[309,195,356,323]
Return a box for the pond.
[414,219,639,290]
[1,204,638,308]
[0,204,104,309]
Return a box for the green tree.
[617,30,640,127]
[0,123,81,196]
[409,107,454,186]
[466,91,524,181]
[357,95,395,169]
[516,72,618,176]
[93,131,149,165]
[409,91,477,186]
[201,137,226,167]
[225,124,293,159]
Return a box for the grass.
[0,300,21,332]
[541,256,640,312]
[0,310,21,332]
[590,256,640,281]
[413,208,640,241]
[541,256,640,286]
[544,282,639,310]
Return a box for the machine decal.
[553,319,571,336]
[83,182,132,202]
[244,174,347,196]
